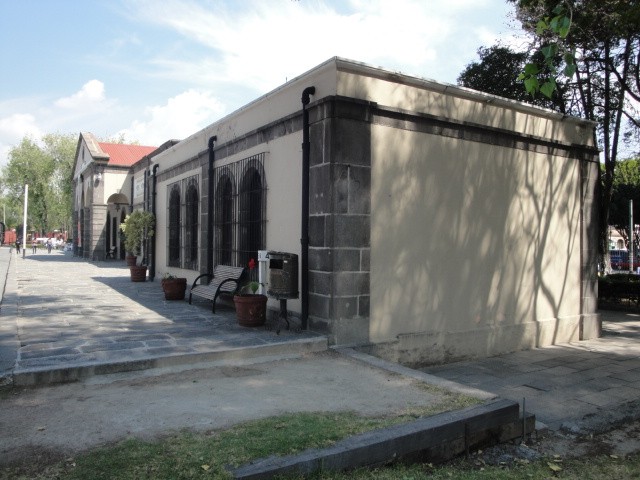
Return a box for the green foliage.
[0,133,76,233]
[517,2,575,98]
[458,45,566,112]
[120,210,155,255]
[511,0,640,258]
[609,158,640,250]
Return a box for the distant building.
[71,134,175,260]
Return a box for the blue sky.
[0,0,522,165]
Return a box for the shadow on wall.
[368,84,581,360]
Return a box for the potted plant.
[234,258,267,327]
[119,210,155,282]
[161,273,187,300]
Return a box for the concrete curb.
[336,347,497,401]
[11,336,328,386]
[0,249,19,386]
[231,398,534,479]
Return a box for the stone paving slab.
[0,248,327,385]
[422,310,640,431]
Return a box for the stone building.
[71,133,160,260]
[72,57,601,365]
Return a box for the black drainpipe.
[130,176,134,213]
[207,136,217,274]
[143,169,148,265]
[149,164,159,281]
[301,86,315,330]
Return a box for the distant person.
[15,239,20,254]
[32,239,37,254]
[46,239,52,254]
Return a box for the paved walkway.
[421,310,640,431]
[0,247,326,385]
[1,245,639,434]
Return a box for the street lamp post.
[22,184,28,259]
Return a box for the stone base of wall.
[580,313,602,340]
[309,316,371,345]
[355,314,601,368]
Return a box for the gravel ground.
[467,401,640,467]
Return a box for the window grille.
[213,153,266,272]
[184,181,199,270]
[168,184,181,267]
[167,175,200,270]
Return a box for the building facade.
[71,133,160,260]
[73,58,601,366]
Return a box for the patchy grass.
[1,382,482,480]
[308,453,640,479]
[3,408,639,480]
[0,407,461,480]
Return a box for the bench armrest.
[191,273,213,290]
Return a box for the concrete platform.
[0,248,326,386]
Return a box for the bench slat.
[188,265,247,313]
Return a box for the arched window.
[215,175,234,266]
[212,153,265,269]
[184,181,199,270]
[168,184,181,267]
[239,167,264,268]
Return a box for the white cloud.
[0,81,114,166]
[0,113,41,140]
[117,89,225,145]
[125,0,511,90]
[0,113,43,166]
[54,80,107,109]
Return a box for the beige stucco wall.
[154,134,304,312]
[103,171,130,205]
[335,60,595,148]
[370,124,583,357]
[147,57,596,359]
[151,60,338,171]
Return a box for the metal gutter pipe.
[301,86,315,330]
[149,164,159,281]
[130,176,134,213]
[207,136,217,274]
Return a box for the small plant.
[120,210,155,256]
[163,273,176,280]
[247,258,260,294]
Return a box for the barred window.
[215,174,234,266]
[168,184,181,267]
[213,153,266,269]
[166,175,200,270]
[239,167,264,268]
[184,182,199,270]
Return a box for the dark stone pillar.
[307,98,374,345]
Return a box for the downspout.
[149,164,159,281]
[143,169,148,265]
[301,86,315,330]
[130,176,134,213]
[207,136,217,274]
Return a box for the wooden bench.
[188,265,247,313]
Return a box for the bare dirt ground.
[0,351,465,469]
[469,407,640,467]
[2,353,639,475]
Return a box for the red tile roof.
[98,142,158,167]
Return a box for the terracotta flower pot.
[126,255,137,266]
[233,294,267,327]
[161,278,187,300]
[129,265,147,282]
